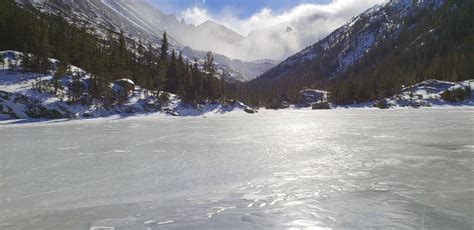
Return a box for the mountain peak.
[196,20,239,34]
[200,20,218,26]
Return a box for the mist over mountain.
[22,0,386,61]
[177,0,387,61]
[16,0,276,81]
[18,0,389,65]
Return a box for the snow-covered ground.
[386,79,474,107]
[0,51,253,120]
[1,109,473,229]
[295,79,473,110]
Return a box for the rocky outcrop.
[0,91,70,119]
[298,89,328,107]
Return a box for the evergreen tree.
[176,51,186,97]
[160,32,169,64]
[38,27,51,73]
[192,59,201,101]
[204,51,216,100]
[21,53,33,72]
[167,49,178,93]
[449,69,459,82]
[53,61,67,95]
[144,42,157,93]
[158,32,169,92]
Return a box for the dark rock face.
[0,91,70,119]
[373,99,390,109]
[114,79,136,93]
[267,98,290,110]
[25,104,64,119]
[244,107,256,114]
[312,102,331,110]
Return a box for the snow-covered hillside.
[276,79,473,110]
[0,51,255,120]
[258,0,445,81]
[384,79,474,108]
[334,79,473,109]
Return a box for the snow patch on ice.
[89,227,116,230]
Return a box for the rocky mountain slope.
[247,0,473,106]
[16,0,274,81]
[256,0,444,82]
[181,47,278,81]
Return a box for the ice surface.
[0,109,473,229]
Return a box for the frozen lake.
[1,108,473,229]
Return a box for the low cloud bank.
[181,0,387,61]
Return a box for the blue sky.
[146,0,331,18]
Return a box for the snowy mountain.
[16,0,275,81]
[256,0,445,82]
[17,0,175,45]
[181,47,278,81]
[246,0,473,106]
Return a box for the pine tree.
[204,51,215,76]
[176,51,186,97]
[144,42,156,93]
[36,27,51,73]
[53,61,67,95]
[21,53,33,72]
[449,69,459,82]
[160,32,169,65]
[157,32,169,92]
[166,49,178,93]
[192,59,200,101]
[204,51,216,100]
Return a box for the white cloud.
[180,0,387,60]
[181,6,211,26]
